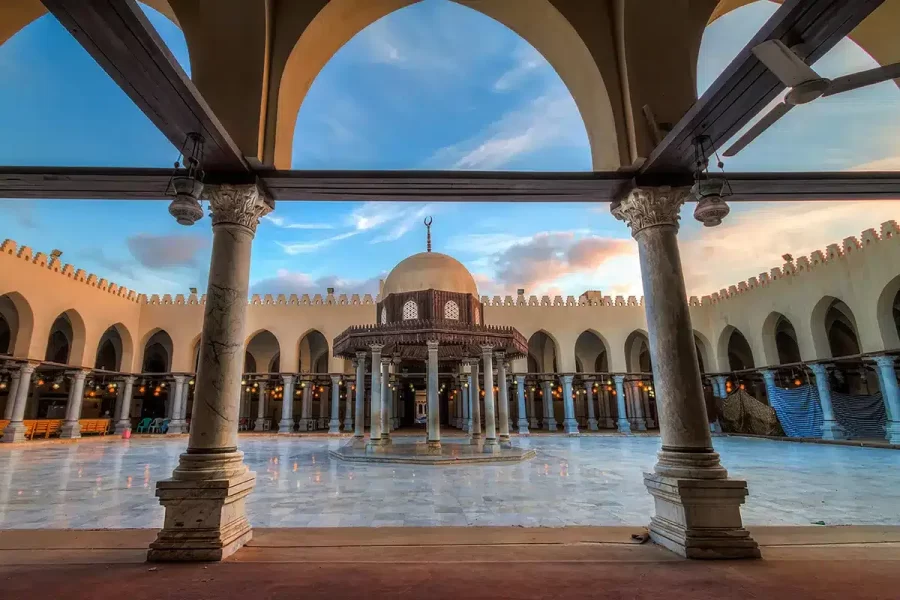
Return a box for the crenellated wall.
[2,219,899,376]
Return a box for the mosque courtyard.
[1,434,897,531]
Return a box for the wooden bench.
[79,418,111,435]
[28,419,62,440]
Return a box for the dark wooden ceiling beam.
[641,0,886,175]
[40,0,248,172]
[1,167,897,203]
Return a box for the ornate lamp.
[166,133,206,226]
[691,136,732,227]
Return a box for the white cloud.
[250,269,384,297]
[346,202,438,245]
[493,44,546,92]
[263,215,334,230]
[277,231,361,255]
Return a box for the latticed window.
[381,308,387,324]
[444,300,459,320]
[402,299,419,320]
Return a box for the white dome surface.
[382,252,478,297]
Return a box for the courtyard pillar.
[612,186,758,559]
[710,376,726,433]
[329,375,342,434]
[585,379,599,431]
[149,183,270,562]
[561,375,579,435]
[516,375,529,435]
[114,375,136,435]
[460,369,470,432]
[354,354,366,437]
[367,344,385,448]
[630,382,647,431]
[426,341,441,449]
[809,363,846,440]
[2,362,36,442]
[2,370,21,420]
[872,355,900,443]
[496,354,511,445]
[317,382,329,430]
[382,358,392,440]
[481,346,498,451]
[254,382,267,432]
[180,380,191,427]
[541,379,557,431]
[613,375,631,433]
[299,382,314,431]
[527,385,538,429]
[393,357,402,429]
[168,375,187,434]
[344,371,355,432]
[279,375,296,434]
[470,360,482,443]
[60,369,89,439]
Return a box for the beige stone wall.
[2,219,898,377]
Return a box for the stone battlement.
[0,239,142,303]
[479,294,644,307]
[687,220,900,307]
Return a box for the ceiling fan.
[723,39,900,157]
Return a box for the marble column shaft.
[381,359,391,439]
[541,379,556,430]
[354,354,366,437]
[2,363,35,443]
[368,345,384,445]
[496,355,510,442]
[460,371,470,432]
[329,375,342,434]
[586,380,599,430]
[254,382,268,432]
[168,375,187,434]
[516,375,529,435]
[481,347,497,449]
[527,386,538,429]
[470,361,482,442]
[561,375,578,435]
[60,370,89,439]
[426,341,440,446]
[809,363,845,440]
[2,371,21,420]
[614,377,631,434]
[114,376,137,434]
[873,356,900,443]
[279,375,296,434]
[344,371,355,433]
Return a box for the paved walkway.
[0,435,898,528]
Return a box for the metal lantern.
[166,132,206,226]
[692,178,731,227]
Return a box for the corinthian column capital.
[611,186,690,237]
[205,183,273,232]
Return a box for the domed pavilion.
[332,220,530,462]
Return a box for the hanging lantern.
[37,379,45,387]
[52,382,60,390]
[637,381,643,388]
[166,133,205,226]
[794,378,802,387]
[139,386,146,394]
[690,137,732,227]
[189,379,195,386]
[0,382,6,390]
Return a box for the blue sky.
[0,0,898,299]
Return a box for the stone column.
[585,379,599,431]
[367,344,384,448]
[641,385,656,429]
[60,369,89,439]
[873,355,900,444]
[515,375,529,435]
[316,382,328,429]
[344,371,355,433]
[541,379,556,431]
[711,376,727,433]
[496,354,511,445]
[2,363,36,442]
[114,375,137,435]
[354,354,366,437]
[392,356,402,429]
[149,184,270,561]
[2,370,21,421]
[279,375,296,434]
[561,375,579,435]
[480,346,498,452]
[527,385,538,429]
[631,382,648,431]
[613,375,631,433]
[254,382,268,432]
[460,370,470,433]
[328,375,342,434]
[298,382,313,431]
[809,363,846,440]
[180,381,191,425]
[168,375,187,434]
[612,186,758,559]
[381,358,392,441]
[426,341,441,450]
[470,360,482,443]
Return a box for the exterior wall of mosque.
[1,220,899,378]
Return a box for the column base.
[114,420,132,435]
[277,419,294,434]
[517,419,530,435]
[343,419,354,433]
[298,418,314,432]
[498,434,511,448]
[425,441,441,454]
[646,418,656,429]
[588,419,599,431]
[635,418,648,431]
[605,418,615,428]
[253,418,266,432]
[564,418,580,436]
[886,422,900,445]
[545,418,558,431]
[617,419,632,434]
[644,472,760,559]
[469,433,482,445]
[59,422,81,439]
[148,452,256,562]
[710,421,722,434]
[328,419,342,434]
[822,420,846,441]
[482,439,500,454]
[1,422,28,443]
[167,420,186,434]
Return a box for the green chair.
[135,417,153,433]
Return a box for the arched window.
[402,300,418,321]
[381,308,388,325]
[444,300,459,320]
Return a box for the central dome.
[382,252,478,297]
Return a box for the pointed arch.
[526,330,560,373]
[624,330,651,373]
[693,330,712,374]
[139,329,174,373]
[717,325,755,371]
[574,329,610,373]
[298,329,329,373]
[245,329,281,374]
[811,296,862,359]
[94,323,134,372]
[876,274,900,351]
[0,292,34,359]
[43,309,86,366]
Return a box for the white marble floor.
[0,435,897,529]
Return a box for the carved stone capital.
[205,184,273,233]
[611,186,690,237]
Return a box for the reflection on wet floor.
[0,436,897,529]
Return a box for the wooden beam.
[641,0,886,174]
[41,0,249,172]
[0,167,897,203]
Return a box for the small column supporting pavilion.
[354,353,366,439]
[612,185,758,559]
[481,346,498,452]
[329,375,342,434]
[367,344,385,449]
[344,370,355,433]
[149,183,270,562]
[496,355,511,445]
[426,341,441,451]
[515,375,529,435]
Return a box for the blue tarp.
[767,384,886,439]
